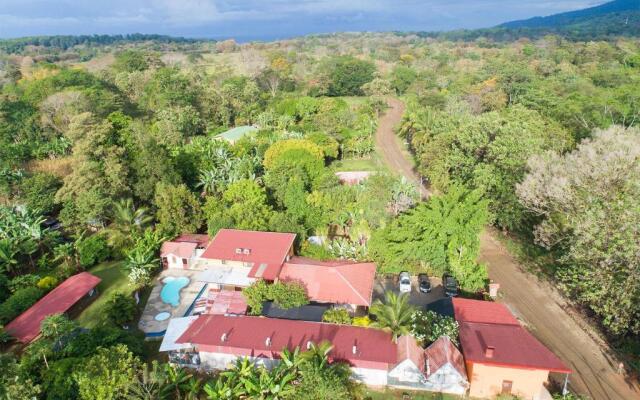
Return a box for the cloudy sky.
[0,0,604,41]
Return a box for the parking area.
[373,275,445,308]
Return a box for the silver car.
[398,271,411,293]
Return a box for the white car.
[398,272,411,293]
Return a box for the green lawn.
[75,260,132,328]
[364,389,463,400]
[332,157,381,172]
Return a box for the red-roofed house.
[194,229,295,290]
[5,272,101,343]
[452,299,570,399]
[278,257,376,310]
[388,335,468,395]
[174,314,397,385]
[161,234,210,269]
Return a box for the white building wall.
[198,352,388,386]
[351,367,389,386]
[388,359,425,383]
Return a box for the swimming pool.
[161,276,190,307]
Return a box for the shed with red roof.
[5,272,101,343]
[278,257,376,308]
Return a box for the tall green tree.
[154,182,203,237]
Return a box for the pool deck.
[138,269,206,336]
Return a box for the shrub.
[18,172,62,214]
[299,242,333,261]
[0,274,10,303]
[77,234,110,268]
[352,316,371,327]
[0,287,44,324]
[8,274,41,293]
[270,281,308,309]
[37,276,58,291]
[243,280,309,315]
[0,325,13,344]
[322,308,352,325]
[410,310,459,345]
[105,293,137,327]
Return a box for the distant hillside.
[414,0,639,42]
[500,0,638,29]
[0,34,214,54]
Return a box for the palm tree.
[128,361,168,400]
[300,341,333,372]
[163,364,192,400]
[203,376,243,400]
[106,198,153,250]
[197,169,222,197]
[370,291,416,342]
[0,238,19,275]
[40,313,76,342]
[124,247,159,272]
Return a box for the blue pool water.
[161,276,190,307]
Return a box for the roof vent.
[221,333,227,342]
[485,346,495,358]
[243,248,251,255]
[352,345,357,355]
[306,341,313,350]
[265,337,272,347]
[425,357,430,376]
[235,248,242,254]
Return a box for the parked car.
[442,273,459,297]
[418,274,431,293]
[398,272,411,293]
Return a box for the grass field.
[332,157,382,172]
[75,260,132,328]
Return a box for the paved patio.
[138,269,206,335]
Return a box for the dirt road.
[374,98,640,400]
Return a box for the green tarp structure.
[216,125,258,143]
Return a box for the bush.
[352,316,372,327]
[410,310,459,345]
[0,325,13,344]
[299,242,333,261]
[0,273,10,303]
[37,276,59,291]
[243,280,309,315]
[8,274,41,293]
[105,293,137,326]
[18,172,62,214]
[0,287,44,324]
[77,234,110,268]
[322,308,352,325]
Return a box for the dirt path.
[374,98,640,400]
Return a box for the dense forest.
[0,28,639,399]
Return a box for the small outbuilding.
[5,272,101,343]
[215,126,258,144]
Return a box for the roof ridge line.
[336,266,369,306]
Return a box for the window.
[501,380,513,395]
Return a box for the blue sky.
[0,0,604,41]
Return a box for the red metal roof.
[5,272,101,343]
[459,322,570,373]
[397,334,425,372]
[174,233,210,247]
[201,229,295,280]
[161,241,197,259]
[279,257,376,306]
[452,298,519,325]
[424,336,467,379]
[176,314,398,365]
[206,290,248,315]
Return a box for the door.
[501,380,513,395]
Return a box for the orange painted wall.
[466,361,551,399]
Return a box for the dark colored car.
[442,273,459,297]
[418,274,431,293]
